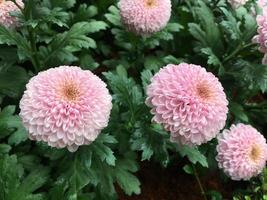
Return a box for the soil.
[117,160,241,200]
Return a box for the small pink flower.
[0,0,24,28]
[19,66,112,152]
[146,63,228,146]
[258,0,267,7]
[227,0,248,8]
[253,7,267,64]
[118,0,171,35]
[216,124,267,181]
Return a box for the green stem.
[12,0,40,72]
[213,0,220,8]
[28,28,40,72]
[260,168,267,197]
[192,165,208,200]
[43,36,68,66]
[223,43,255,64]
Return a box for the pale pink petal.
[146,63,229,146]
[0,0,23,28]
[19,66,113,152]
[118,0,171,35]
[216,124,267,181]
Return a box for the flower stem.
[28,28,40,72]
[213,0,220,7]
[192,164,208,200]
[223,43,255,64]
[12,0,40,72]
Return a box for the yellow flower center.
[249,145,262,163]
[145,0,157,7]
[60,82,80,102]
[196,83,213,101]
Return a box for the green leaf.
[141,69,153,91]
[131,124,170,167]
[74,4,98,20]
[105,6,121,26]
[178,146,208,168]
[0,26,31,59]
[14,167,49,198]
[162,55,182,65]
[104,68,144,110]
[166,23,184,32]
[189,0,224,54]
[92,143,116,166]
[41,21,107,65]
[85,21,108,33]
[0,47,18,64]
[0,106,28,145]
[201,48,222,67]
[144,56,163,71]
[0,144,11,154]
[232,60,267,92]
[78,193,96,200]
[220,8,241,41]
[18,155,41,171]
[183,165,193,175]
[0,154,48,200]
[229,102,249,122]
[91,134,117,166]
[114,153,141,196]
[45,0,76,9]
[8,129,28,146]
[66,156,92,200]
[201,47,224,75]
[49,180,68,200]
[236,7,257,41]
[188,23,207,46]
[207,190,223,200]
[79,54,99,70]
[37,7,69,27]
[0,26,16,45]
[0,66,29,98]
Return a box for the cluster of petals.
[253,7,267,64]
[216,124,267,180]
[118,0,171,35]
[146,63,228,146]
[0,0,23,28]
[258,0,267,7]
[227,0,248,8]
[19,66,112,152]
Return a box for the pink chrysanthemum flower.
[0,0,24,28]
[146,63,228,146]
[118,0,171,35]
[258,0,267,7]
[227,0,248,8]
[216,124,267,181]
[19,66,112,152]
[253,7,267,64]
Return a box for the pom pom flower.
[253,7,267,64]
[0,0,24,28]
[216,124,267,180]
[258,0,267,7]
[19,66,112,152]
[118,0,171,35]
[227,0,248,8]
[146,63,228,146]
